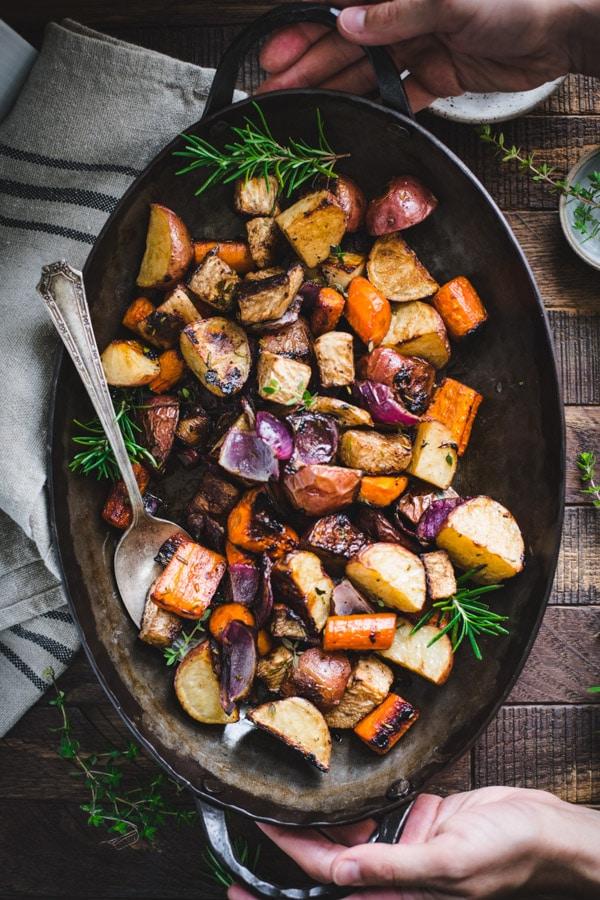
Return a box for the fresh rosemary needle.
[174,102,349,197]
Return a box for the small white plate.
[428,77,565,124]
[559,147,600,270]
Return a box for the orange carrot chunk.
[345,276,391,347]
[227,488,299,558]
[426,377,483,456]
[354,693,420,755]
[193,241,254,274]
[225,540,255,568]
[358,475,408,507]
[150,542,226,619]
[149,349,186,393]
[122,297,173,349]
[310,286,345,336]
[432,276,488,340]
[101,463,151,530]
[209,603,255,641]
[256,629,273,657]
[322,613,397,652]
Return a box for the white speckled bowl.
[559,147,600,269]
[429,77,565,123]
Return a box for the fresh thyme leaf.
[588,685,600,693]
[577,450,600,507]
[445,453,453,465]
[175,102,349,198]
[262,378,279,396]
[163,612,211,667]
[301,388,317,409]
[331,244,345,263]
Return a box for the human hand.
[257,0,597,111]
[227,787,600,899]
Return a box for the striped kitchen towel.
[0,19,244,735]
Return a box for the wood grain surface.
[0,5,598,898]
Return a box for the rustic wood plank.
[566,406,600,503]
[537,74,600,117]
[473,705,599,803]
[552,507,600,605]
[547,309,600,402]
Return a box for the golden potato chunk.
[276,190,346,267]
[174,641,239,724]
[248,697,332,772]
[325,656,393,729]
[257,351,312,405]
[272,550,334,634]
[180,317,251,397]
[378,617,453,685]
[339,429,412,474]
[346,542,426,613]
[367,233,438,302]
[187,253,240,311]
[382,301,450,369]
[101,339,160,387]
[136,203,192,289]
[406,420,457,490]
[314,331,355,387]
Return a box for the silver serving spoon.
[37,261,189,627]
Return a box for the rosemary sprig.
[69,394,156,481]
[43,668,196,846]
[577,450,600,507]
[411,567,506,661]
[200,838,261,895]
[479,125,600,242]
[163,612,211,666]
[174,102,349,197]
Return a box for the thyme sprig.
[44,668,196,846]
[479,125,600,242]
[411,568,506,661]
[174,102,349,197]
[163,612,211,667]
[577,451,600,507]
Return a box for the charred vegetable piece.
[122,297,170,349]
[219,430,279,483]
[257,629,273,657]
[325,656,393,729]
[378,617,453,685]
[417,498,465,543]
[302,513,369,570]
[234,174,280,216]
[237,263,303,325]
[396,486,460,527]
[139,598,182,648]
[426,377,483,456]
[358,476,408,508]
[149,350,185,394]
[219,620,257,714]
[139,394,179,470]
[288,412,339,469]
[193,241,255,275]
[286,648,352,710]
[382,301,450,369]
[227,487,299,558]
[339,430,411,475]
[332,175,367,232]
[354,693,419,755]
[406,420,457,490]
[345,277,391,347]
[314,332,355,388]
[284,465,361,517]
[136,203,193,290]
[321,251,366,291]
[147,286,202,346]
[101,339,160,388]
[174,641,239,724]
[331,580,374,616]
[226,541,260,607]
[188,470,241,520]
[367,234,438,302]
[101,463,151,529]
[421,550,457,600]
[186,512,226,554]
[258,317,313,362]
[150,541,226,619]
[180,317,251,397]
[311,396,373,428]
[269,603,309,641]
[187,252,240,312]
[366,176,437,235]
[323,613,397,651]
[246,216,281,269]
[346,542,426,613]
[276,190,346,268]
[256,412,294,461]
[310,287,345,337]
[353,380,420,427]
[155,530,192,567]
[257,351,312,406]
[176,412,209,448]
[433,276,488,340]
[272,550,333,634]
[248,696,332,772]
[254,554,275,628]
[359,347,435,415]
[256,645,295,693]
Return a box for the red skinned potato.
[136,203,193,289]
[366,176,438,236]
[332,175,367,233]
[284,465,361,516]
[285,648,352,710]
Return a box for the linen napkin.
[0,19,244,735]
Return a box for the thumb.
[331,836,453,888]
[338,0,442,45]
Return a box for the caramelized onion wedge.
[219,621,257,714]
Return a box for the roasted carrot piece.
[433,276,488,340]
[426,377,483,456]
[209,602,255,640]
[149,349,186,393]
[150,541,226,619]
[310,286,345,336]
[345,276,391,347]
[193,241,255,274]
[354,693,420,755]
[358,476,408,507]
[101,463,151,530]
[322,613,397,651]
[227,488,299,558]
[122,297,172,349]
[256,629,273,657]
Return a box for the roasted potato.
[136,203,193,289]
[248,696,332,772]
[256,645,295,692]
[311,396,373,428]
[332,174,367,232]
[366,176,438,235]
[227,487,299,557]
[286,648,352,710]
[421,550,457,600]
[321,251,366,291]
[257,351,312,406]
[176,412,209,448]
[174,641,239,724]
[180,317,251,397]
[272,550,333,633]
[436,496,525,583]
[101,339,160,387]
[258,317,312,361]
[101,463,151,530]
[382,301,451,369]
[302,513,369,570]
[139,598,182,648]
[145,285,202,347]
[269,603,310,641]
[354,693,419,755]
[359,346,435,415]
[237,263,303,325]
[284,465,361,516]
[346,542,427,613]
[150,540,226,618]
[246,216,281,269]
[187,252,240,312]
[122,297,172,350]
[139,394,179,469]
[339,430,412,475]
[406,420,457,490]
[188,469,240,520]
[325,656,393,729]
[234,174,280,216]
[314,331,355,387]
[367,233,438,302]
[276,190,346,268]
[378,617,453,685]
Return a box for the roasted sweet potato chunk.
[150,540,226,618]
[227,487,299,558]
[101,463,151,530]
[426,377,483,456]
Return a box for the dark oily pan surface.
[51,91,563,825]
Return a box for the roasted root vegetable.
[323,613,397,651]
[359,346,435,415]
[136,203,193,289]
[180,317,251,397]
[367,234,438,302]
[150,540,226,618]
[311,396,373,428]
[396,486,460,527]
[102,463,151,529]
[272,550,333,634]
[284,464,361,516]
[331,580,374,616]
[257,351,312,406]
[187,252,240,311]
[149,350,185,393]
[144,285,202,347]
[219,620,257,713]
[436,496,525,583]
[176,412,209,448]
[302,513,368,569]
[345,277,391,347]
[406,420,457,490]
[354,693,419,755]
[314,332,355,387]
[433,276,488,340]
[189,470,240,520]
[258,317,312,361]
[325,656,393,729]
[248,696,332,772]
[382,301,450,369]
[246,217,280,269]
[122,297,171,349]
[310,287,345,337]
[227,487,299,558]
[101,339,160,387]
[321,251,366,291]
[209,603,255,641]
[286,648,352,710]
[332,175,367,232]
[256,645,295,692]
[139,394,179,470]
[359,475,408,507]
[426,377,483,456]
[155,530,192,567]
[270,603,310,640]
[339,429,412,475]
[237,263,303,325]
[174,641,239,724]
[346,542,427,613]
[234,174,280,216]
[379,617,453,685]
[139,598,182,648]
[193,240,254,274]
[421,550,457,600]
[288,412,339,469]
[276,190,346,268]
[366,176,437,235]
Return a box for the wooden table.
[1,3,599,897]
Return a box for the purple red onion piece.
[353,380,421,427]
[256,412,294,461]
[218,431,279,482]
[219,620,257,714]
[416,497,466,542]
[253,554,274,629]
[331,579,374,615]
[229,562,260,607]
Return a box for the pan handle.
[196,798,414,899]
[202,3,413,120]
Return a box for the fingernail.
[339,7,366,33]
[333,860,361,885]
